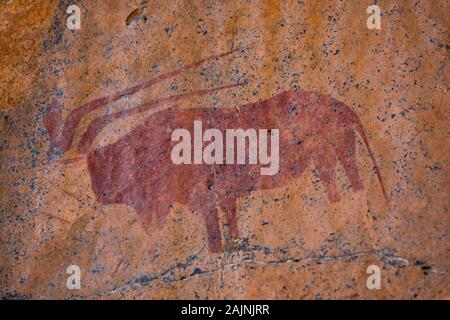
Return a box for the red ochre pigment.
[44,51,386,252]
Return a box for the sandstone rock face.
[0,0,448,299]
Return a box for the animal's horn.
[46,48,240,157]
[78,83,242,154]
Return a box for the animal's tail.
[352,114,389,202]
[43,48,240,158]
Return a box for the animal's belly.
[86,104,313,205]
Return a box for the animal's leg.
[202,206,222,253]
[153,200,172,227]
[314,148,340,202]
[135,197,173,232]
[134,201,154,233]
[133,201,165,260]
[219,197,239,239]
[190,194,222,253]
[335,129,364,191]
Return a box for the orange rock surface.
[0,0,448,299]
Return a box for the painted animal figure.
[44,50,387,252]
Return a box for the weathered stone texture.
[0,0,448,299]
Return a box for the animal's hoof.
[208,241,223,253]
